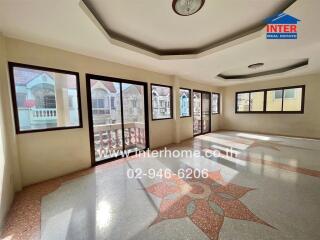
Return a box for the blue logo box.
[266,33,297,39]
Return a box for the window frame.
[211,92,220,115]
[235,85,305,114]
[151,83,173,121]
[86,73,150,166]
[193,90,212,136]
[235,92,251,113]
[179,88,192,118]
[8,62,83,134]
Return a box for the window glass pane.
[274,90,283,99]
[202,93,210,133]
[122,83,146,153]
[193,92,201,135]
[283,88,303,111]
[180,89,190,117]
[237,93,250,112]
[211,93,219,114]
[152,85,172,119]
[284,88,296,99]
[266,90,283,111]
[12,66,80,132]
[90,80,122,161]
[250,91,264,111]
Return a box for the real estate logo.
[265,13,300,40]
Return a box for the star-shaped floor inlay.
[146,170,273,240]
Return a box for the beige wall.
[174,77,222,143]
[2,37,222,187]
[222,75,320,139]
[0,34,15,231]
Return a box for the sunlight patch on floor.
[237,133,271,141]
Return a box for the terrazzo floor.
[2,131,320,240]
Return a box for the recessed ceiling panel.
[82,0,296,55]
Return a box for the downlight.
[248,63,265,70]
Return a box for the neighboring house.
[193,93,201,116]
[193,92,201,133]
[152,87,171,118]
[91,80,118,125]
[122,84,144,122]
[14,68,78,130]
[90,82,146,159]
[180,91,189,116]
[90,82,144,124]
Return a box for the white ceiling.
[83,0,292,51]
[0,0,320,86]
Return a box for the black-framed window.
[236,92,250,112]
[151,84,173,120]
[180,88,191,117]
[211,92,220,114]
[8,62,82,134]
[236,85,305,114]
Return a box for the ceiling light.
[248,63,264,70]
[172,0,205,16]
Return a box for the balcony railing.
[92,108,110,115]
[31,108,57,121]
[94,122,146,160]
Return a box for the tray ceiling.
[82,0,296,56]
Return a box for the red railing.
[94,122,145,160]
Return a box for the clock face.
[173,0,205,16]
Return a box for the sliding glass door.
[193,91,202,135]
[202,92,211,134]
[193,90,211,136]
[122,83,147,153]
[87,75,148,164]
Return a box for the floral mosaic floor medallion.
[146,170,273,240]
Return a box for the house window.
[180,88,191,117]
[236,85,305,114]
[132,98,137,108]
[16,93,26,108]
[111,97,115,110]
[236,91,264,113]
[274,90,283,99]
[211,93,220,114]
[92,99,104,109]
[69,96,74,109]
[236,93,250,112]
[91,89,111,115]
[9,62,82,133]
[44,95,56,108]
[151,84,173,120]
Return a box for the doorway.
[86,74,149,165]
[193,90,211,136]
